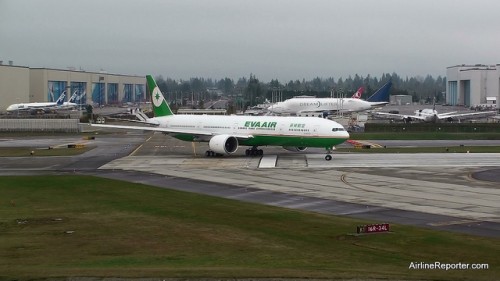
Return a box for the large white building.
[0,63,145,112]
[446,64,499,107]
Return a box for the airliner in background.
[91,75,350,161]
[6,92,66,112]
[267,80,392,116]
[59,91,80,110]
[373,102,497,123]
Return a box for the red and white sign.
[357,223,390,234]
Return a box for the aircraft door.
[313,125,320,136]
[233,122,239,134]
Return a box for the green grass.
[0,175,498,280]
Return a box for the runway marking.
[259,155,277,168]
[130,135,153,156]
[428,220,483,227]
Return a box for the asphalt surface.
[0,131,499,238]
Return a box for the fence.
[365,123,500,133]
[0,119,80,133]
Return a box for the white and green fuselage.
[150,114,349,148]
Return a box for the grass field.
[0,175,498,280]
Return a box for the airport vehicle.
[6,92,66,112]
[267,81,391,116]
[373,102,497,123]
[91,75,350,161]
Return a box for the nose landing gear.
[324,146,334,161]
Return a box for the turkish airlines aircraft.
[91,75,350,161]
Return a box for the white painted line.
[259,155,277,168]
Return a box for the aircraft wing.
[372,112,426,121]
[437,111,497,120]
[89,123,252,140]
[368,101,389,107]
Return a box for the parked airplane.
[373,102,497,123]
[91,75,350,161]
[6,92,66,112]
[268,81,392,116]
[267,96,374,115]
[59,91,79,109]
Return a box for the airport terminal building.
[446,64,499,107]
[0,63,146,112]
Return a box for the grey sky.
[1,0,499,81]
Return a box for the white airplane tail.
[55,91,66,105]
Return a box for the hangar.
[0,62,145,112]
[446,64,500,107]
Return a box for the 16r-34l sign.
[357,223,390,234]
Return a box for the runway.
[1,132,499,237]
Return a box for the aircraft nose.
[341,130,350,139]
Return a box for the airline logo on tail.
[56,92,66,105]
[147,75,174,117]
[351,87,365,99]
[152,87,164,107]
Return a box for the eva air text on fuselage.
[244,121,277,129]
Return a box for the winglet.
[147,75,174,117]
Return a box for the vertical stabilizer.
[367,80,392,102]
[69,91,78,103]
[56,91,66,105]
[351,87,365,99]
[146,75,174,117]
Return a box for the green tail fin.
[147,75,174,117]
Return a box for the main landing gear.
[205,150,222,157]
[245,146,263,156]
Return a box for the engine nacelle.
[403,116,413,123]
[209,135,238,154]
[282,146,307,152]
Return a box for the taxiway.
[1,132,499,237]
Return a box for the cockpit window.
[332,128,345,132]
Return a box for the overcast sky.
[1,0,499,81]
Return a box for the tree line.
[154,72,446,110]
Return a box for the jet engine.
[209,135,239,154]
[282,146,307,152]
[403,116,413,123]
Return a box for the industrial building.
[389,95,412,105]
[446,64,499,107]
[0,63,145,112]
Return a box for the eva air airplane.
[92,75,350,161]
